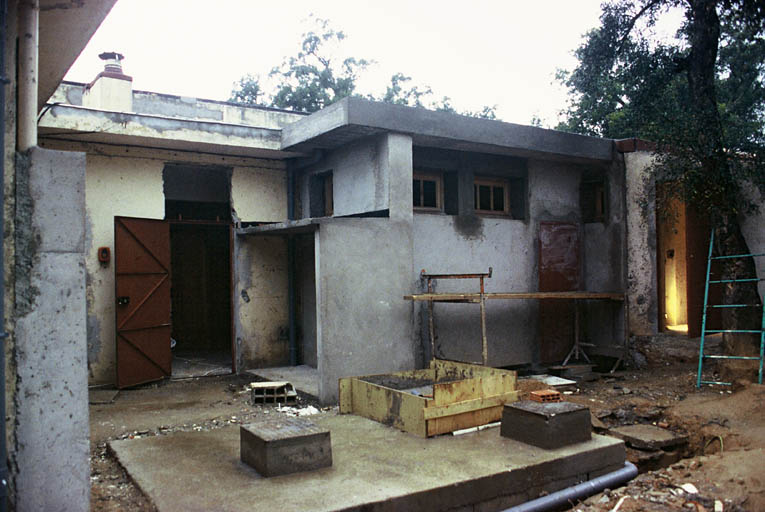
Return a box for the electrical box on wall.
[98,246,111,265]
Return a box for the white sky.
[65,0,612,127]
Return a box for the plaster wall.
[412,214,536,366]
[13,148,89,511]
[299,136,389,218]
[84,155,164,384]
[624,152,659,335]
[315,219,414,404]
[740,184,765,302]
[82,76,132,112]
[231,166,287,222]
[234,236,289,370]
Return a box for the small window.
[413,172,441,210]
[581,178,607,223]
[473,177,509,214]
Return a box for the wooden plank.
[423,391,519,420]
[426,406,504,437]
[405,292,625,301]
[338,378,353,414]
[430,359,517,385]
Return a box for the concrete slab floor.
[110,412,625,512]
[246,365,319,398]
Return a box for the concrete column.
[624,151,658,336]
[13,148,88,511]
[381,133,413,221]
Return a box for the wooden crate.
[339,359,519,437]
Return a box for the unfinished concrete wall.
[296,234,317,367]
[298,135,390,218]
[413,215,536,366]
[624,152,659,335]
[740,184,765,302]
[316,219,414,403]
[234,236,289,370]
[231,165,287,222]
[84,155,165,384]
[13,148,89,511]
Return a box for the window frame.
[581,177,608,223]
[473,176,510,215]
[413,171,443,212]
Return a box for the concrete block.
[501,401,591,449]
[240,416,332,477]
[609,424,688,450]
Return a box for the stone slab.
[609,424,689,450]
[110,413,625,512]
[240,416,332,477]
[501,401,592,449]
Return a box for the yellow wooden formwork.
[338,360,519,437]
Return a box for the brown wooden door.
[538,222,581,363]
[115,217,171,388]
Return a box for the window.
[473,177,509,215]
[413,172,441,210]
[581,177,607,223]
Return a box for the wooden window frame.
[473,177,510,215]
[413,172,443,212]
[581,177,607,223]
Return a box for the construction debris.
[249,381,297,405]
[529,389,562,403]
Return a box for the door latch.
[117,296,130,306]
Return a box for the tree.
[230,17,497,119]
[559,1,765,363]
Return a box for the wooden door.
[538,222,581,363]
[115,217,171,388]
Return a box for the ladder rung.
[708,278,762,284]
[704,329,763,333]
[711,252,765,260]
[707,304,760,308]
[699,380,732,386]
[703,355,762,361]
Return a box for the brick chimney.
[82,52,133,111]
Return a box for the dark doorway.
[163,164,234,377]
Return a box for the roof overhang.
[39,104,303,159]
[281,97,614,165]
[39,0,118,110]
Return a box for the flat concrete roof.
[281,97,614,164]
[110,412,625,512]
[38,104,303,159]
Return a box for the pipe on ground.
[503,462,638,512]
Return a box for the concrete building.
[3,1,763,510]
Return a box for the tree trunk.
[687,0,762,373]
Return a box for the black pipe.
[503,462,638,512]
[0,0,10,508]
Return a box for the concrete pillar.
[13,147,88,511]
[624,151,658,336]
[381,133,413,221]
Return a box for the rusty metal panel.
[538,222,581,363]
[115,217,171,388]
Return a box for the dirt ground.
[89,334,765,512]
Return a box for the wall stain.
[453,214,484,240]
[14,152,40,317]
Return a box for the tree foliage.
[558,0,765,219]
[230,17,496,119]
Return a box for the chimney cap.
[98,51,124,62]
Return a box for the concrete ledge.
[110,413,625,512]
[281,97,614,164]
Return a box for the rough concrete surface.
[110,412,624,512]
[609,424,689,450]
[13,148,89,512]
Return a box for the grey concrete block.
[501,401,591,449]
[25,147,86,252]
[609,424,688,450]
[240,416,332,477]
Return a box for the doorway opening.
[164,164,234,377]
[656,185,717,337]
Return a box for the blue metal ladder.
[696,229,765,387]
